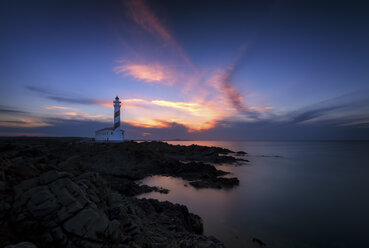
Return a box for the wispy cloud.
[45,105,72,110]
[283,90,369,127]
[26,86,112,108]
[63,111,110,122]
[0,119,51,128]
[0,105,27,114]
[26,86,55,95]
[126,119,171,129]
[151,100,201,112]
[114,62,178,85]
[48,96,101,105]
[124,0,195,69]
[207,47,251,113]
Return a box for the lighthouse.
[113,96,121,133]
[95,96,124,142]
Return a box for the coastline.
[0,137,250,248]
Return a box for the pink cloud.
[63,112,109,122]
[114,63,176,85]
[45,105,71,110]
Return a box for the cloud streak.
[114,62,178,86]
[0,105,27,114]
[45,106,72,110]
[124,0,195,69]
[208,47,250,113]
[0,119,51,128]
[284,90,369,127]
[26,86,112,108]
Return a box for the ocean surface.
[138,141,369,248]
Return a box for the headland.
[0,137,248,248]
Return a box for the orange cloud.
[187,120,218,132]
[142,132,151,136]
[114,63,177,86]
[120,97,233,131]
[95,100,112,108]
[151,100,201,112]
[45,105,71,110]
[209,67,247,113]
[126,119,171,128]
[122,99,151,109]
[0,119,51,128]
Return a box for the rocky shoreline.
[0,137,248,248]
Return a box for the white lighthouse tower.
[95,96,124,142]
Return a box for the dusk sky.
[1,0,368,140]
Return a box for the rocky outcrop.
[1,170,224,248]
[4,171,121,247]
[0,138,249,247]
[0,138,246,191]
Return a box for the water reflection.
[138,141,369,248]
[138,175,254,247]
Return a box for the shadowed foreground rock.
[0,137,249,247]
[1,171,224,248]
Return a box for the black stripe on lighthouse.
[114,121,120,130]
[114,110,120,118]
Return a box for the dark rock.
[1,169,224,248]
[0,137,246,247]
[252,237,266,246]
[190,177,239,189]
[5,242,37,248]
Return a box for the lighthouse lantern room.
[95,96,124,142]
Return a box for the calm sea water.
[138,141,369,248]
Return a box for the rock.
[252,237,266,246]
[190,177,239,189]
[63,208,109,240]
[39,170,70,185]
[5,171,123,247]
[5,242,37,248]
[1,169,225,247]
[0,138,234,248]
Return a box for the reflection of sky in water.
[138,141,369,248]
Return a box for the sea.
[137,141,369,248]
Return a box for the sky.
[0,0,368,140]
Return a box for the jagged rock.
[5,171,123,247]
[1,169,225,248]
[0,138,232,248]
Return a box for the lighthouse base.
[95,128,124,142]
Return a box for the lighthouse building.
[95,96,124,142]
